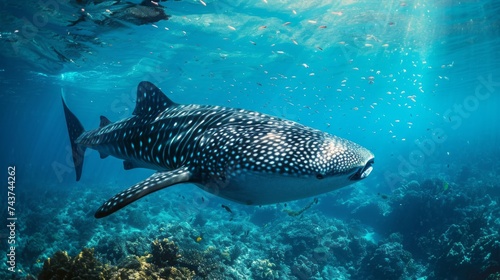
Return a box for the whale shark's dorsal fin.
[100,116,111,128]
[133,81,176,116]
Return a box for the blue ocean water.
[1,0,499,279]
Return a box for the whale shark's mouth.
[349,158,374,181]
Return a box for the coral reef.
[360,242,415,279]
[38,248,109,280]
[176,247,225,278]
[151,238,180,266]
[38,240,197,280]
[291,254,319,279]
[251,258,279,279]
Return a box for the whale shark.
[62,81,374,218]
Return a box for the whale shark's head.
[199,124,374,205]
[313,136,374,182]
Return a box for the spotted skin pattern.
[62,81,374,218]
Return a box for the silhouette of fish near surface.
[62,81,375,218]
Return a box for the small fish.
[195,236,203,242]
[378,193,389,199]
[222,204,233,213]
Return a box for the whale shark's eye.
[316,174,324,180]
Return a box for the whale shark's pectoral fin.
[94,167,193,218]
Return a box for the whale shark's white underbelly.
[200,171,354,205]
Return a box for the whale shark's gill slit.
[94,167,193,218]
[349,158,375,181]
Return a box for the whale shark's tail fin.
[62,98,87,181]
